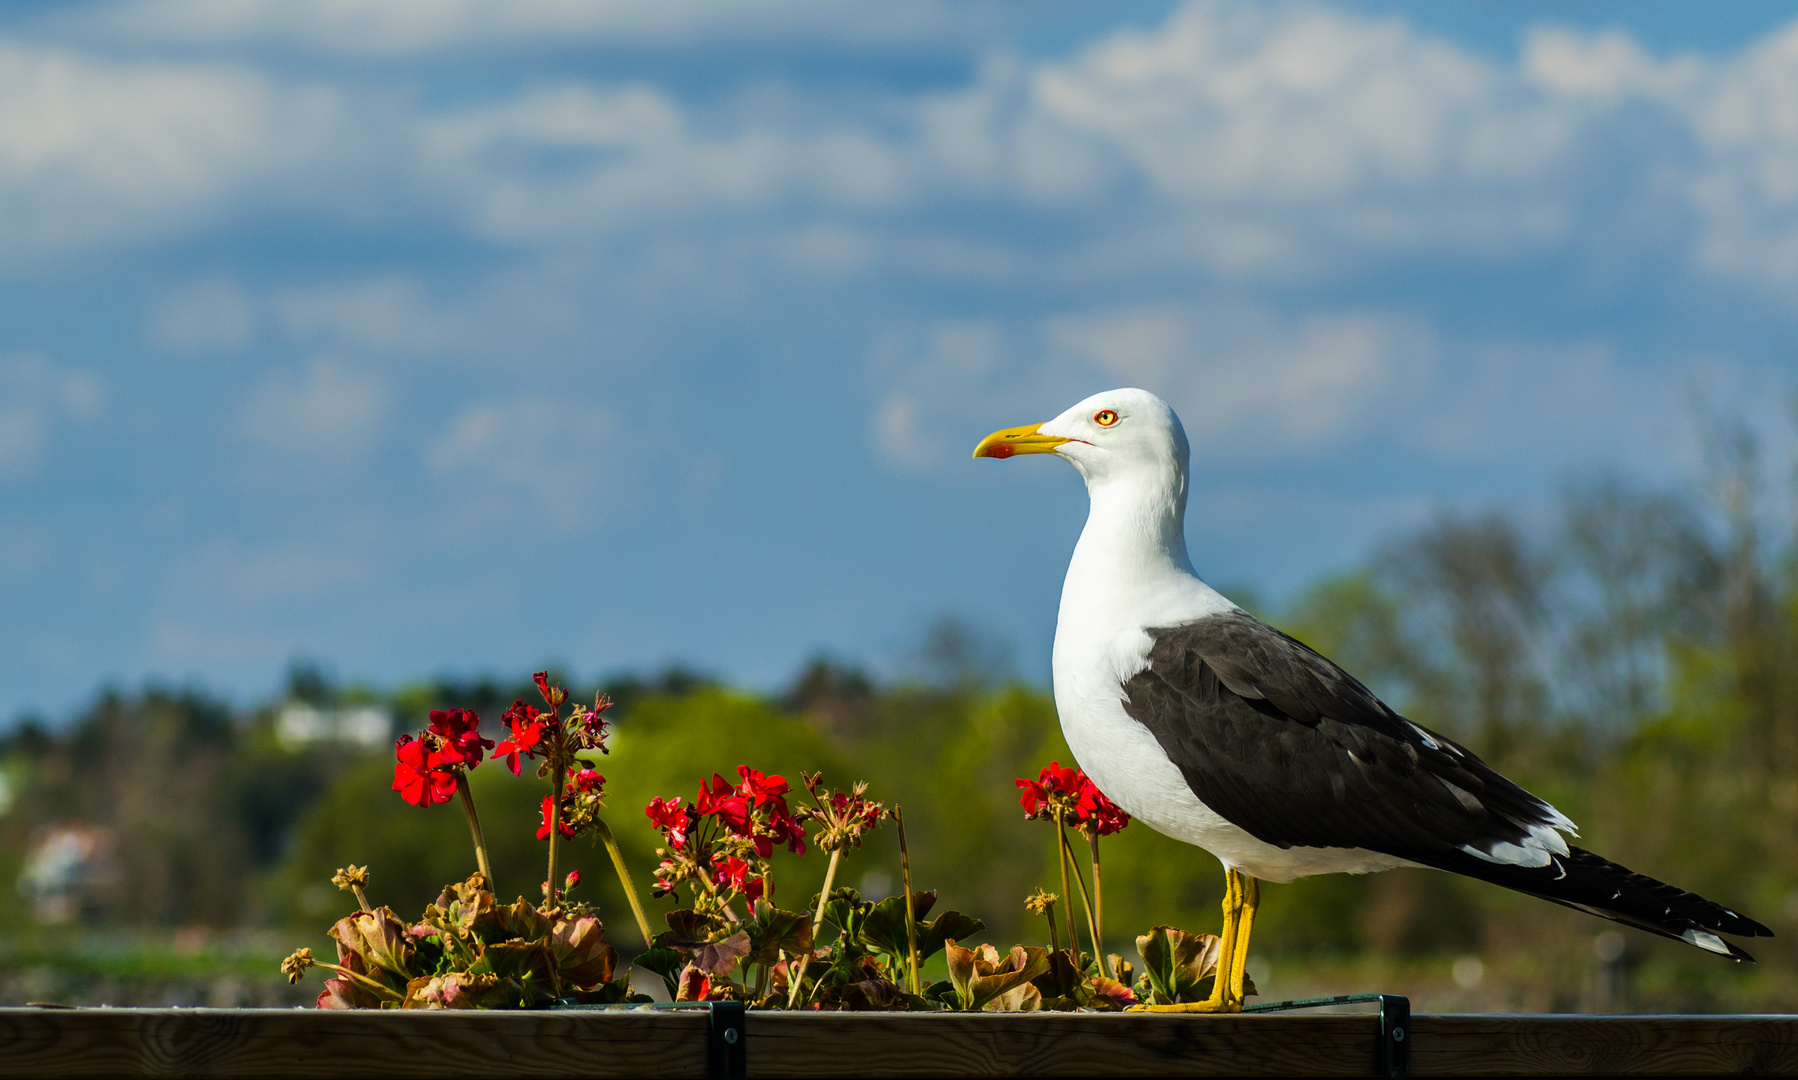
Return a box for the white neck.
[1057,463,1234,649]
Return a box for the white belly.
[1056,673,1418,884]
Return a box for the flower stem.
[787,847,842,1009]
[594,816,655,948]
[349,885,372,913]
[1053,810,1077,953]
[896,807,921,996]
[314,960,404,1003]
[1089,830,1107,977]
[1059,825,1102,969]
[1044,897,1061,953]
[547,762,566,906]
[456,772,495,894]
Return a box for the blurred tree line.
[3,425,1798,1010]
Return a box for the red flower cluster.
[393,709,495,807]
[644,765,807,901]
[1016,761,1130,836]
[645,796,688,849]
[393,734,459,807]
[495,699,547,775]
[428,708,492,768]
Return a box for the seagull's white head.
[972,387,1190,495]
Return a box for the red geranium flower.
[393,735,457,807]
[646,796,689,849]
[537,794,576,840]
[695,773,750,835]
[570,768,606,794]
[582,693,613,747]
[1083,781,1130,836]
[768,809,808,856]
[735,765,790,809]
[427,708,493,768]
[495,700,547,775]
[1015,761,1130,835]
[713,856,752,893]
[532,670,566,707]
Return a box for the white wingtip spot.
[1460,841,1553,868]
[1681,929,1731,956]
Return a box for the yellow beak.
[972,422,1069,460]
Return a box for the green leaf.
[857,891,983,967]
[633,947,686,1000]
[745,903,814,968]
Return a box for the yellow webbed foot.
[1127,999,1240,1013]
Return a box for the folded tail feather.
[1417,845,1771,962]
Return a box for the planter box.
[2,1005,1796,1078]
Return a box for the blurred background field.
[6,431,1798,1013]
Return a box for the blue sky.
[3,0,1798,720]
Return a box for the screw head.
[723,1027,740,1045]
[1392,1027,1405,1041]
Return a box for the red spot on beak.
[987,444,1014,459]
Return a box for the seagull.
[974,387,1771,1013]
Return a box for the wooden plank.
[750,1012,1380,1077]
[1410,1014,1798,1077]
[4,1007,1798,1078]
[0,1008,709,1079]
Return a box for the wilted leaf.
[402,971,499,1009]
[693,930,752,977]
[987,982,1042,1012]
[550,914,617,989]
[1088,976,1137,1010]
[316,976,379,1010]
[840,978,909,1010]
[1136,926,1223,1005]
[944,941,1050,1012]
[473,939,558,1006]
[331,908,416,982]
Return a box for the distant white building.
[19,821,119,924]
[276,703,393,750]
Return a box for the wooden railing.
[3,1004,1796,1077]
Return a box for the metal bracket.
[1241,992,1410,1078]
[707,1000,746,1080]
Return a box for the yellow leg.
[1229,875,1258,1001]
[1132,868,1245,1013]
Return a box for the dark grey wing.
[1122,609,1555,858]
[1121,609,1771,954]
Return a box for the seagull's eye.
[1093,409,1119,427]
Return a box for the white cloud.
[273,276,456,354]
[0,41,337,255]
[239,359,386,458]
[81,0,990,57]
[868,321,1004,469]
[1045,303,1434,451]
[147,276,256,354]
[0,356,104,480]
[424,396,614,523]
